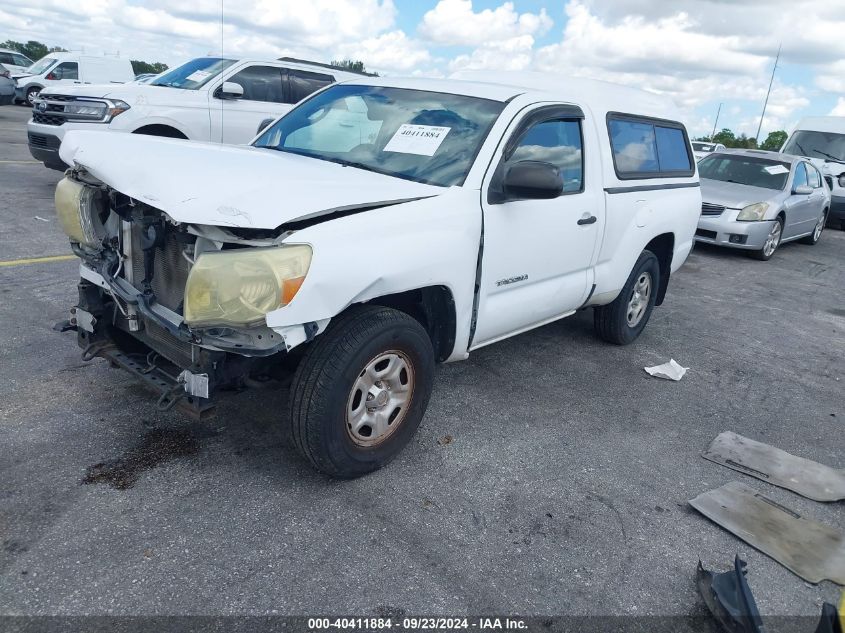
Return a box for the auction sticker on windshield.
[186,70,212,82]
[764,164,790,175]
[384,124,450,156]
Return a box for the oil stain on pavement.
[82,426,213,490]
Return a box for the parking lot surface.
[1,104,842,621]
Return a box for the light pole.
[755,44,781,144]
[710,102,722,141]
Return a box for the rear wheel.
[801,210,827,244]
[594,250,660,345]
[289,305,435,478]
[750,218,782,260]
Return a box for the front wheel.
[289,305,435,478]
[593,250,660,345]
[25,87,40,106]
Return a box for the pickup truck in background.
[27,56,363,170]
[53,72,700,478]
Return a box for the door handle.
[577,215,597,225]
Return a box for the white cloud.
[448,35,535,72]
[419,0,551,47]
[334,31,431,73]
[831,98,845,117]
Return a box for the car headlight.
[64,102,107,117]
[106,99,130,120]
[184,245,312,328]
[838,174,845,188]
[54,177,107,246]
[736,202,769,222]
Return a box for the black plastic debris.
[814,602,843,633]
[697,556,766,633]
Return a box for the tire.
[25,87,40,106]
[800,209,827,245]
[289,305,435,478]
[594,250,660,345]
[749,217,783,260]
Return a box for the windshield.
[151,57,235,89]
[28,57,57,75]
[782,130,845,163]
[253,84,505,187]
[699,154,790,190]
[692,142,716,152]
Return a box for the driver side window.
[507,119,584,194]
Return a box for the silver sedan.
[695,149,831,260]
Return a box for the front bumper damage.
[56,201,319,418]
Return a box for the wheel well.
[132,124,188,139]
[365,286,457,362]
[645,233,674,306]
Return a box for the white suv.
[27,56,363,170]
[54,72,700,478]
[0,48,34,74]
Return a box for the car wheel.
[289,305,435,478]
[25,87,40,106]
[749,218,783,260]
[594,250,660,345]
[801,210,827,245]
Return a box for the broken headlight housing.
[55,177,107,246]
[736,202,769,222]
[183,245,312,328]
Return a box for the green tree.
[130,60,168,75]
[0,40,66,62]
[711,128,736,146]
[329,59,376,76]
[760,130,787,151]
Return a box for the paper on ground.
[644,359,688,381]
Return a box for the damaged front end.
[54,169,315,418]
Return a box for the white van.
[14,53,134,105]
[0,48,34,74]
[781,116,845,229]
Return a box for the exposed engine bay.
[56,168,313,417]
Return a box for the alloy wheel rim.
[764,222,781,257]
[814,215,825,240]
[346,350,414,447]
[626,272,652,327]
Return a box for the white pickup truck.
[54,72,700,478]
[27,56,362,170]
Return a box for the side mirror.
[256,118,274,135]
[501,161,563,201]
[218,81,243,100]
[793,184,813,195]
[46,72,56,80]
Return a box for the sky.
[2,0,843,139]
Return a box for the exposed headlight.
[54,177,106,246]
[184,245,312,328]
[736,202,769,222]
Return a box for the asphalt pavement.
[0,103,843,624]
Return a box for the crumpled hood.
[700,178,782,210]
[59,131,444,229]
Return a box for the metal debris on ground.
[703,431,845,502]
[689,481,845,585]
